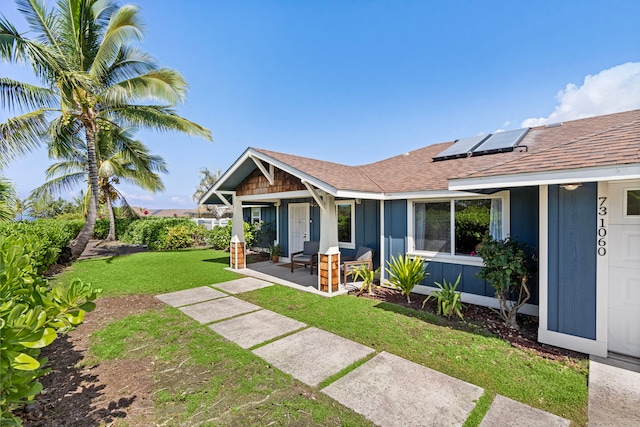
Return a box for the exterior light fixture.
[561,183,582,191]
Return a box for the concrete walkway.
[588,355,640,427]
[156,278,571,427]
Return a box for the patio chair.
[341,246,374,283]
[290,241,320,274]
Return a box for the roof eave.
[448,163,640,191]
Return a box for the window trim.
[407,191,510,265]
[251,207,261,224]
[337,200,356,249]
[624,188,640,218]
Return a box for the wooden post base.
[319,253,339,293]
[230,241,246,269]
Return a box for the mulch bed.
[350,285,587,363]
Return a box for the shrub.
[0,235,100,424]
[0,219,84,272]
[163,225,195,250]
[475,235,536,330]
[206,221,258,250]
[93,217,136,240]
[385,254,428,303]
[423,274,464,319]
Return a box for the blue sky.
[2,0,640,209]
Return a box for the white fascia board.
[236,190,310,202]
[199,148,254,205]
[334,190,386,200]
[383,190,485,200]
[249,150,337,195]
[449,164,640,191]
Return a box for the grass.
[89,306,374,426]
[56,248,240,297]
[238,285,589,425]
[64,249,588,426]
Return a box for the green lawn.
[57,248,240,297]
[59,249,589,426]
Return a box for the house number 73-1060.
[598,196,607,256]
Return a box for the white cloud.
[502,120,511,128]
[522,62,640,127]
[119,190,154,202]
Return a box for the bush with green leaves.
[0,235,100,425]
[206,221,257,250]
[92,217,137,240]
[0,219,84,272]
[423,273,464,319]
[475,235,535,330]
[120,218,205,250]
[385,254,428,303]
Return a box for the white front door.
[288,203,310,257]
[608,180,640,357]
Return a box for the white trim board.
[449,164,640,191]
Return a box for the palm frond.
[30,171,86,200]
[45,160,86,178]
[0,176,18,223]
[16,0,63,54]
[101,68,188,104]
[0,110,49,166]
[109,105,212,141]
[100,45,156,86]
[90,4,143,78]
[0,78,58,113]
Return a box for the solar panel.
[433,134,490,161]
[472,128,529,155]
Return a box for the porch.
[234,261,355,297]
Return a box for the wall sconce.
[356,198,361,204]
[309,200,318,208]
[561,183,582,191]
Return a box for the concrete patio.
[234,260,353,297]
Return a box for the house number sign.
[597,196,607,256]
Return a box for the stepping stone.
[179,297,260,324]
[480,395,570,427]
[214,277,274,294]
[322,351,483,427]
[209,310,306,349]
[156,286,226,307]
[253,327,374,387]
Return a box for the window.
[251,207,261,224]
[411,196,506,258]
[337,201,355,248]
[626,189,640,216]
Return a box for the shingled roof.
[219,109,640,198]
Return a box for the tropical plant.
[0,234,100,423]
[192,168,222,216]
[268,243,282,261]
[475,235,535,330]
[0,0,211,259]
[423,274,464,319]
[26,193,78,219]
[385,254,428,303]
[351,263,380,296]
[0,176,17,223]
[31,126,166,241]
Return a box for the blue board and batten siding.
[547,183,597,340]
[383,188,540,304]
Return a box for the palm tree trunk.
[69,121,100,259]
[106,199,117,241]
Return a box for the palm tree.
[193,167,221,217]
[0,176,17,223]
[32,126,168,241]
[0,0,211,258]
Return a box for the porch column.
[318,194,340,293]
[230,195,246,269]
